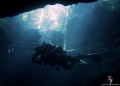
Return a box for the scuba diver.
[31,42,102,71]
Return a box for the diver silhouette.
[31,42,102,71]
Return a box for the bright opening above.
[22,4,72,32]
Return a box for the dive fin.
[88,53,102,62]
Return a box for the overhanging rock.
[0,0,97,18]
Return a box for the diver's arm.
[31,46,42,62]
[31,53,40,62]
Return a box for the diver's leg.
[58,62,72,70]
[87,54,102,62]
[58,55,79,62]
[75,55,88,59]
[58,55,88,65]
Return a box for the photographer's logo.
[108,76,113,85]
[102,76,119,86]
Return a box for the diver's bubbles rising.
[38,28,53,45]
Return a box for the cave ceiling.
[0,0,97,18]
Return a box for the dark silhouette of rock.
[0,0,97,18]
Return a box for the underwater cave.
[0,0,120,86]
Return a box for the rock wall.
[66,5,120,86]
